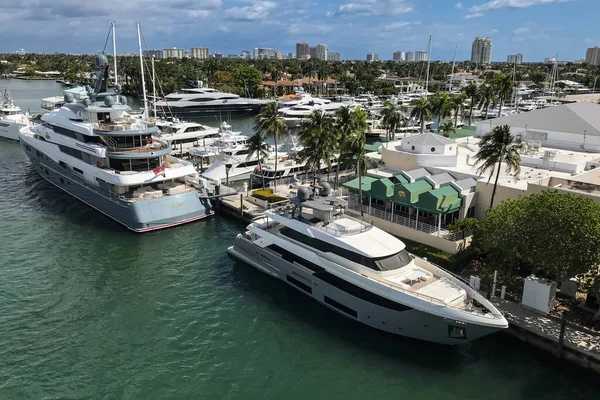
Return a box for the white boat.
[40,86,89,115]
[19,51,214,232]
[0,88,29,141]
[280,101,356,128]
[154,81,271,117]
[155,118,220,155]
[228,186,508,344]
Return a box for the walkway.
[492,298,600,360]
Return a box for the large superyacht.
[0,89,29,141]
[228,185,508,344]
[19,54,213,232]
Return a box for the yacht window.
[374,250,412,271]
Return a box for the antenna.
[137,22,149,121]
[425,35,432,95]
[112,22,118,88]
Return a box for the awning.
[393,180,433,204]
[342,176,378,193]
[418,185,462,213]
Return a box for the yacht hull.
[0,121,23,141]
[229,236,503,345]
[22,141,214,232]
[158,104,266,118]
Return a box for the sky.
[0,0,597,62]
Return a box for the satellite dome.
[297,187,310,202]
[319,182,331,197]
[64,93,75,103]
[95,54,108,68]
[83,98,91,106]
[104,96,116,106]
[119,95,127,105]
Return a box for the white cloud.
[337,0,413,16]
[465,13,484,19]
[470,0,575,13]
[224,1,276,21]
[454,2,464,9]
[382,21,421,31]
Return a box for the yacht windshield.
[374,250,412,271]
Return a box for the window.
[324,296,357,318]
[60,178,64,184]
[279,227,412,272]
[49,124,79,140]
[431,147,436,152]
[73,167,83,174]
[267,244,324,272]
[45,169,49,175]
[58,145,92,164]
[448,325,467,340]
[36,150,43,158]
[25,145,31,152]
[286,275,312,294]
[315,270,412,312]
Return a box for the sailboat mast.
[449,44,457,93]
[137,22,149,120]
[425,35,432,94]
[112,22,118,88]
[152,55,157,119]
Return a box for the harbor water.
[0,79,598,399]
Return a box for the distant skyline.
[1,0,598,62]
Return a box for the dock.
[492,298,600,374]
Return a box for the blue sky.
[0,0,596,61]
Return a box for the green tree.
[450,93,467,128]
[298,110,336,183]
[232,65,263,98]
[471,191,600,312]
[344,108,370,217]
[493,73,514,117]
[477,84,496,120]
[463,82,479,126]
[380,101,406,141]
[473,125,521,209]
[255,102,287,190]
[410,98,432,133]
[246,132,270,189]
[429,93,452,131]
[439,121,455,138]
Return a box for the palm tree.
[478,84,496,120]
[439,121,455,138]
[450,93,467,128]
[344,108,370,217]
[298,110,336,184]
[410,98,432,133]
[246,132,270,189]
[463,82,479,126]
[429,93,451,131]
[493,73,514,117]
[379,101,406,142]
[332,106,354,188]
[255,102,287,190]
[473,125,521,209]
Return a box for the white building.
[471,37,492,65]
[190,47,209,59]
[393,51,406,62]
[163,48,184,58]
[415,50,428,62]
[406,52,416,62]
[143,49,163,59]
[314,44,328,61]
[328,51,340,61]
[367,53,379,62]
[476,103,600,153]
[445,73,478,91]
[507,53,523,65]
[585,46,600,66]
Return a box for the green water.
[0,79,598,399]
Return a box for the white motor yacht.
[228,185,508,344]
[0,89,29,141]
[156,118,220,155]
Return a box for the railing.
[346,199,464,242]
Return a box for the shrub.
[252,189,288,203]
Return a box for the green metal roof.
[392,180,433,205]
[369,178,395,199]
[391,173,409,185]
[418,185,462,214]
[365,142,383,153]
[342,176,378,192]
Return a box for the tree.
[410,98,432,134]
[255,102,287,190]
[473,125,521,209]
[246,132,270,189]
[380,101,405,142]
[344,108,370,217]
[298,110,336,184]
[493,73,514,117]
[450,93,467,128]
[429,93,451,131]
[471,191,600,319]
[477,84,496,120]
[232,65,263,98]
[439,121,455,138]
[463,82,479,126]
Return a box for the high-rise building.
[314,44,328,61]
[328,52,340,61]
[406,51,415,62]
[163,47,184,58]
[471,37,492,65]
[366,53,379,62]
[241,50,251,59]
[393,51,405,62]
[143,49,163,59]
[309,46,317,59]
[212,53,223,59]
[253,48,259,59]
[296,42,310,59]
[415,50,428,62]
[286,52,295,59]
[585,46,600,66]
[507,53,523,65]
[190,47,209,59]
